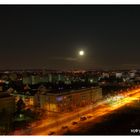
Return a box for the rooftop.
[46,87,101,96]
[0,92,11,98]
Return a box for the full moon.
[79,50,85,56]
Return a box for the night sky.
[0,5,140,70]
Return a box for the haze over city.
[0,5,140,70]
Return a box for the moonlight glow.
[79,50,85,56]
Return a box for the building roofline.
[46,87,101,96]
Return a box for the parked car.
[80,116,87,121]
[72,121,78,125]
[87,115,93,119]
[48,131,55,135]
[62,126,68,129]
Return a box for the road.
[13,87,140,135]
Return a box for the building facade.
[0,93,15,133]
[36,87,102,113]
[0,93,15,114]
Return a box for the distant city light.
[90,79,93,83]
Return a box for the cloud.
[120,63,140,68]
[65,57,78,61]
[122,64,139,67]
[49,57,78,61]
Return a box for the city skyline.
[0,5,140,70]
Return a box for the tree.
[16,97,25,114]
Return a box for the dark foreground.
[64,102,140,135]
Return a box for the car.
[62,126,68,129]
[72,121,78,125]
[48,131,55,135]
[87,115,93,119]
[80,116,87,121]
